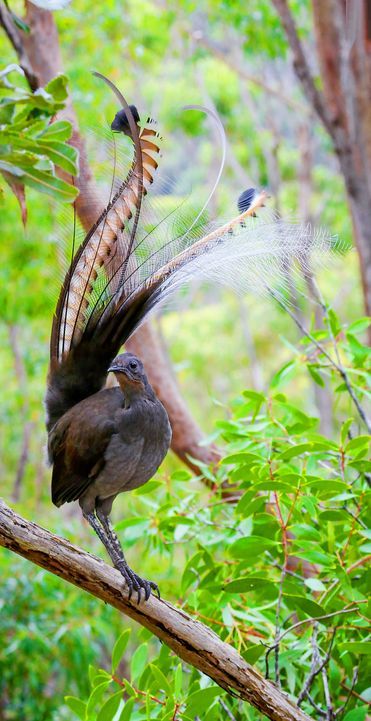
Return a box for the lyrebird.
[46,73,334,601]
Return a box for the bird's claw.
[115,561,160,603]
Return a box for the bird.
[48,351,171,600]
[46,72,335,602]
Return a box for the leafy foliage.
[0,1,370,720]
[0,64,78,206]
[54,316,370,720]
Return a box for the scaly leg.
[96,508,125,562]
[83,510,159,602]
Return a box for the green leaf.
[341,641,371,654]
[229,536,278,559]
[174,663,183,697]
[118,698,135,721]
[242,390,266,402]
[41,119,73,141]
[307,365,325,387]
[112,629,131,673]
[130,643,148,682]
[92,671,112,687]
[343,707,368,721]
[133,480,162,495]
[185,687,221,717]
[236,494,265,518]
[114,517,148,531]
[304,578,326,592]
[37,138,78,174]
[284,594,326,617]
[319,510,348,522]
[149,663,172,694]
[19,164,78,201]
[242,645,266,664]
[277,443,313,460]
[253,480,295,493]
[270,360,297,389]
[224,576,274,593]
[290,524,321,541]
[0,159,24,177]
[87,682,111,717]
[346,332,370,364]
[293,550,333,566]
[44,74,69,102]
[64,697,87,720]
[220,451,261,466]
[345,436,370,454]
[159,516,194,531]
[89,664,98,685]
[341,419,354,444]
[304,479,348,498]
[347,317,370,335]
[348,459,371,472]
[171,469,192,481]
[96,690,123,721]
[328,308,341,336]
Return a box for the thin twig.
[298,626,337,708]
[220,698,239,721]
[336,668,359,718]
[306,692,327,716]
[271,290,371,433]
[265,602,364,667]
[297,623,320,706]
[322,665,333,720]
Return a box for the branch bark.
[0,500,311,721]
[1,0,221,473]
[0,1,38,89]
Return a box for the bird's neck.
[118,378,156,408]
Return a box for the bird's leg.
[85,508,159,602]
[82,511,121,566]
[96,509,126,562]
[97,509,160,602]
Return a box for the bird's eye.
[129,360,138,370]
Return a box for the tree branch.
[191,29,306,112]
[0,1,38,90]
[0,500,312,721]
[270,0,332,135]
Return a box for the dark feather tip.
[111,105,140,133]
[237,188,257,214]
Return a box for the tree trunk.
[272,0,371,324]
[311,0,371,317]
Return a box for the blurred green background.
[0,1,370,719]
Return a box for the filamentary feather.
[46,73,336,432]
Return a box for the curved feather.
[51,79,161,363]
[47,79,338,433]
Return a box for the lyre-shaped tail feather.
[50,81,161,365]
[47,75,337,432]
[95,189,336,349]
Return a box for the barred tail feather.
[46,74,339,432]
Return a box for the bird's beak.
[107,363,122,374]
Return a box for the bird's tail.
[46,74,337,431]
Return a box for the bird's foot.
[115,560,160,603]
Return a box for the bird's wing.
[50,390,121,506]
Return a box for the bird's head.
[111,105,140,136]
[107,353,147,392]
